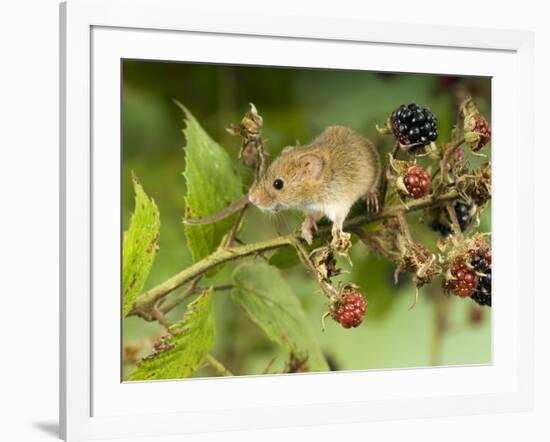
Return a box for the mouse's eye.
[273,178,284,190]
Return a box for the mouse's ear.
[300,154,324,180]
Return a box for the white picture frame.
[60,0,534,440]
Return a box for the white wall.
[0,0,547,441]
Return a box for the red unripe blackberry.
[331,291,366,329]
[403,165,431,198]
[391,103,438,152]
[473,115,491,149]
[450,261,480,297]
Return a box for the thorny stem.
[292,239,338,299]
[380,142,400,206]
[130,189,459,313]
[396,211,413,244]
[150,307,172,329]
[204,354,234,376]
[445,201,464,241]
[158,276,201,315]
[439,138,466,188]
[292,239,318,275]
[223,204,248,248]
[133,235,295,311]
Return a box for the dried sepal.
[312,247,342,282]
[226,103,269,170]
[376,117,393,135]
[330,229,352,260]
[392,236,440,308]
[457,162,492,207]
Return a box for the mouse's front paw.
[301,223,314,245]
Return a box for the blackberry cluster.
[331,291,367,329]
[403,165,431,199]
[391,104,438,151]
[470,251,492,307]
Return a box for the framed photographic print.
[60,0,534,440]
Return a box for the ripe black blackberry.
[453,200,474,232]
[471,269,492,307]
[471,253,490,272]
[391,104,438,152]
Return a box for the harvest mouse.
[249,125,381,244]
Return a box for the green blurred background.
[122,60,492,378]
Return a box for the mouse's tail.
[184,194,250,225]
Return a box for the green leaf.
[232,263,329,371]
[179,102,243,263]
[128,289,215,381]
[268,246,300,269]
[122,176,160,318]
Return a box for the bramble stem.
[159,276,201,315]
[150,307,172,329]
[445,201,463,240]
[380,142,400,206]
[131,189,459,312]
[204,354,234,376]
[133,236,294,311]
[397,211,413,243]
[439,138,465,187]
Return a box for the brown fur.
[249,126,381,212]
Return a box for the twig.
[131,189,459,312]
[291,239,318,275]
[220,204,248,248]
[158,276,201,315]
[380,142,400,206]
[445,201,463,240]
[204,354,234,376]
[439,137,465,187]
[396,211,413,243]
[205,284,234,293]
[149,307,173,329]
